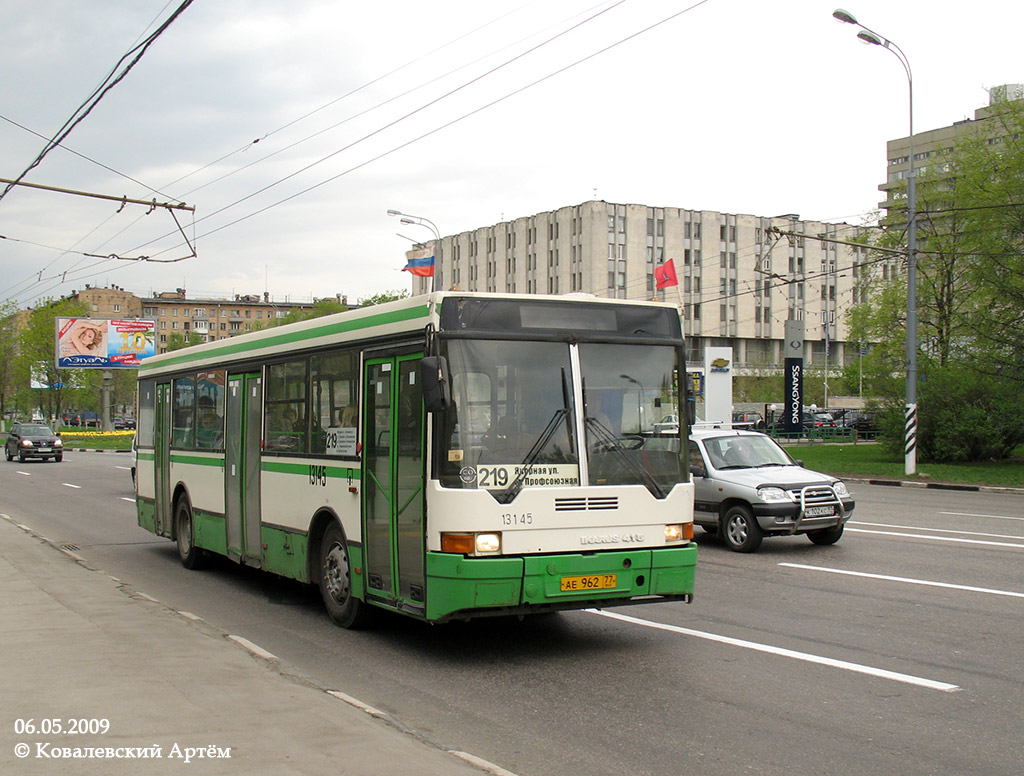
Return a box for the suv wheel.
[808,525,844,545]
[721,505,763,553]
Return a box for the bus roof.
[137,291,682,377]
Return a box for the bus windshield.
[435,338,685,497]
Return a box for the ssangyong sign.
[784,358,803,434]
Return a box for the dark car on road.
[5,422,64,462]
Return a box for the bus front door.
[363,353,426,614]
[154,382,172,537]
[226,373,263,567]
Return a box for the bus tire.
[807,525,844,545]
[318,523,369,629]
[721,505,763,553]
[175,497,207,570]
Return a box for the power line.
[135,0,712,259]
[3,1,626,303]
[0,0,195,205]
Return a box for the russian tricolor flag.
[402,249,435,277]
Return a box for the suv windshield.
[435,339,685,498]
[702,434,793,470]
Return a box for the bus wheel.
[319,524,369,628]
[175,498,207,570]
[721,505,763,553]
[808,525,844,545]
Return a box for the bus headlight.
[441,532,502,555]
[664,523,692,542]
[475,533,501,554]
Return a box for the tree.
[954,99,1024,381]
[844,96,1024,461]
[165,331,205,352]
[14,298,89,423]
[0,301,20,422]
[358,289,409,307]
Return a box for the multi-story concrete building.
[67,286,320,354]
[879,83,1023,212]
[405,201,876,372]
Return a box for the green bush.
[914,365,1024,462]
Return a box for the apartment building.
[879,83,1023,211]
[405,201,876,371]
[68,285,316,354]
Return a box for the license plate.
[805,505,835,517]
[560,573,617,592]
[38,447,52,453]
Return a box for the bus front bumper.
[424,544,697,622]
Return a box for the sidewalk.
[0,515,506,776]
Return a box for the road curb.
[845,477,1024,495]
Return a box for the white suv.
[688,428,854,552]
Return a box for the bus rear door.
[226,373,263,566]
[154,382,172,536]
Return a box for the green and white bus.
[135,292,696,627]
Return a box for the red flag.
[654,258,678,290]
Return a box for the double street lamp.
[833,8,918,475]
[387,209,441,293]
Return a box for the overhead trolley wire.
[0,0,196,206]
[133,0,712,259]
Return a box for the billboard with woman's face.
[55,318,156,369]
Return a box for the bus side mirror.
[686,398,696,428]
[419,356,451,412]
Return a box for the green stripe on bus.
[261,460,356,478]
[140,304,430,373]
[169,453,225,467]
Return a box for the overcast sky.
[1,0,1020,308]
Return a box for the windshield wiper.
[585,417,667,499]
[495,408,570,504]
[495,368,574,505]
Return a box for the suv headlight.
[832,481,849,497]
[756,486,791,502]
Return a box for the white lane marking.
[589,609,960,692]
[114,465,131,471]
[227,635,278,661]
[847,527,1024,549]
[326,691,387,718]
[779,562,1024,600]
[62,483,82,489]
[448,750,522,776]
[939,511,1024,523]
[17,471,31,476]
[851,520,1022,540]
[121,497,136,503]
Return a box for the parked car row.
[61,410,101,428]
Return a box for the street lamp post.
[387,209,441,293]
[833,8,917,475]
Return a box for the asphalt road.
[2,451,1022,776]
